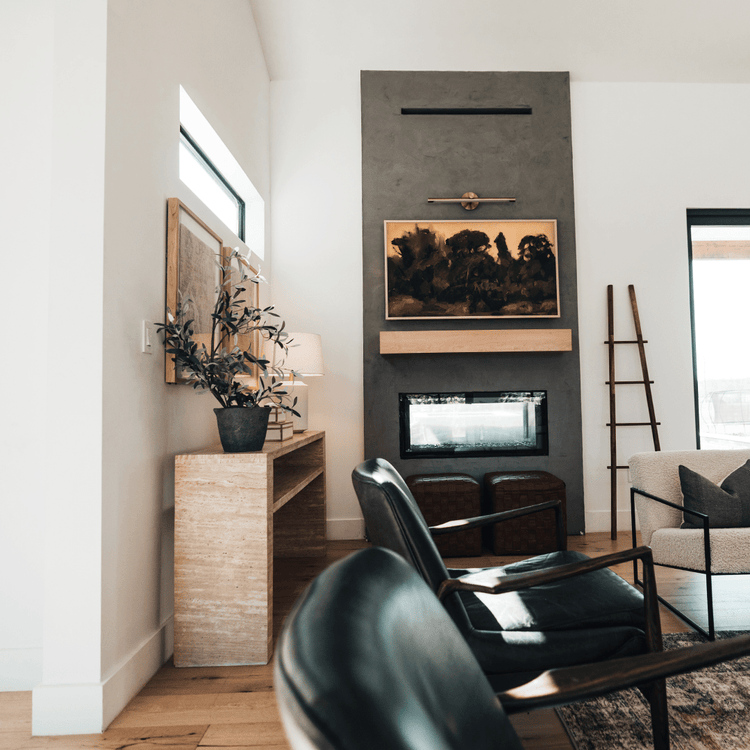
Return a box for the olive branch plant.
[158,247,299,417]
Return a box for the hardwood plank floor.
[2,533,748,750]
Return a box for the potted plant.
[158,248,299,452]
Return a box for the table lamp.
[282,333,324,431]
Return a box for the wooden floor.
[2,532,749,750]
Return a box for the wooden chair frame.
[275,547,750,750]
[436,530,668,748]
[428,497,566,550]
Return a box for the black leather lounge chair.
[352,457,669,746]
[275,546,750,750]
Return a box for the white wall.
[0,0,271,735]
[572,82,750,530]
[0,0,54,691]
[269,77,364,538]
[30,0,108,733]
[95,0,270,733]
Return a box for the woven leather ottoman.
[406,473,482,557]
[483,471,567,555]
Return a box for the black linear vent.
[399,391,548,459]
[401,106,532,115]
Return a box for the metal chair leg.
[705,567,715,641]
[634,571,715,641]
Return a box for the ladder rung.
[605,380,654,385]
[607,284,660,541]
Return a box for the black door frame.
[686,208,750,447]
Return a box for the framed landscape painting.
[384,219,559,320]
[165,198,227,383]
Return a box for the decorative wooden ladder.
[606,285,661,539]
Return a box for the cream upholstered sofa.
[629,449,750,639]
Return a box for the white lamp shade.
[283,333,324,377]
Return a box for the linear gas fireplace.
[399,391,548,459]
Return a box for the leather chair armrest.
[438,546,653,598]
[439,545,663,652]
[430,499,565,549]
[497,632,750,713]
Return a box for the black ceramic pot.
[214,406,271,452]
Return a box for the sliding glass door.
[688,210,750,449]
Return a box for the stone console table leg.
[174,431,326,667]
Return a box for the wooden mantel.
[379,329,572,354]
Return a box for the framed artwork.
[228,247,262,389]
[384,219,559,320]
[165,198,227,383]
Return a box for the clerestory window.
[179,86,264,259]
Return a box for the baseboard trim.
[101,615,174,729]
[585,509,638,534]
[33,683,104,735]
[0,647,43,691]
[32,616,173,735]
[326,518,365,540]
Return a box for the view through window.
[179,86,265,259]
[180,128,244,239]
[688,211,750,448]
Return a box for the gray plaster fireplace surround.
[361,71,584,533]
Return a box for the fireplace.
[399,391,548,459]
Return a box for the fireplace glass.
[399,391,548,459]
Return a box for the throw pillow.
[679,460,750,529]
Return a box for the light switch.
[142,320,157,354]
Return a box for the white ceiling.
[249,0,750,83]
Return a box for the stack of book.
[266,406,294,441]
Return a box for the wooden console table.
[173,430,326,667]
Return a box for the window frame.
[686,208,750,447]
[180,125,246,242]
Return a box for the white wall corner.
[32,683,104,736]
[327,518,365,540]
[0,648,43,692]
[101,616,174,729]
[585,508,638,534]
[32,617,173,736]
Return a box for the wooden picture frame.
[228,246,262,389]
[384,219,560,320]
[165,198,227,383]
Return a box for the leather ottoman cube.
[484,471,567,555]
[406,473,482,557]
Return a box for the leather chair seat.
[448,550,649,681]
[452,550,645,632]
[351,458,655,687]
[275,546,750,750]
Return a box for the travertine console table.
[174,430,326,667]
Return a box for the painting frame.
[228,247,262,389]
[165,198,227,383]
[384,219,560,320]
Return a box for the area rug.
[556,632,750,750]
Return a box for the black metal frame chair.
[631,486,716,640]
[629,449,750,641]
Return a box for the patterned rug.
[556,632,750,750]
